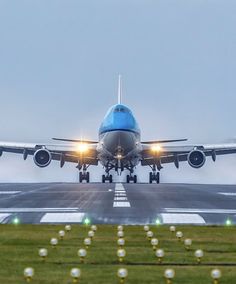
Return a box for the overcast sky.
[0,0,236,183]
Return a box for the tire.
[156,172,160,184]
[102,174,105,183]
[109,175,113,183]
[134,175,137,183]
[79,172,83,183]
[86,172,90,183]
[127,175,130,183]
[149,172,153,184]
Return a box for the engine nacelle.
[33,149,52,168]
[187,150,206,168]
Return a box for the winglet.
[118,74,122,104]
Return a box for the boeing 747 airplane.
[1,76,236,183]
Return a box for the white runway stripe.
[165,208,236,214]
[40,213,85,223]
[0,208,78,213]
[218,192,236,196]
[113,202,131,207]
[161,213,206,224]
[115,193,127,196]
[0,191,21,194]
[114,197,127,201]
[0,213,11,223]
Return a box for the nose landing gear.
[126,174,137,183]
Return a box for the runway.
[0,182,236,225]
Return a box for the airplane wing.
[0,141,98,168]
[141,143,236,170]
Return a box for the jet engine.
[187,150,206,168]
[33,149,52,167]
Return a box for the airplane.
[1,76,236,184]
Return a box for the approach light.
[78,249,87,263]
[184,238,192,250]
[84,238,91,249]
[117,238,125,248]
[155,218,161,225]
[117,268,128,284]
[144,225,149,232]
[65,225,72,232]
[211,269,222,284]
[24,267,34,282]
[58,230,65,240]
[38,248,48,262]
[91,225,97,232]
[151,144,162,153]
[88,230,95,239]
[70,268,81,283]
[164,269,175,284]
[50,238,58,248]
[76,143,88,153]
[169,226,176,233]
[117,249,126,263]
[146,230,154,240]
[117,225,124,231]
[13,217,20,225]
[226,218,232,226]
[176,231,183,241]
[83,217,91,226]
[151,238,159,250]
[155,248,165,263]
[194,249,204,264]
[117,230,124,238]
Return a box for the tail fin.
[118,74,122,104]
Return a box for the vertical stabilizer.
[118,74,122,104]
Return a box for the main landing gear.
[78,164,90,183]
[126,174,137,183]
[149,165,160,184]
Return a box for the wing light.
[76,143,89,153]
[151,144,162,153]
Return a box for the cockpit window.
[114,107,126,112]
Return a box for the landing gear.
[78,164,90,183]
[102,174,113,183]
[126,174,137,183]
[149,172,160,183]
[79,171,90,183]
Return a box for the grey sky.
[0,0,236,183]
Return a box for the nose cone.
[99,104,140,135]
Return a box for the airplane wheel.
[79,172,83,183]
[102,174,105,183]
[134,175,137,183]
[86,172,90,183]
[156,172,160,184]
[149,172,153,184]
[109,175,113,183]
[127,175,130,183]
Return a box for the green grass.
[0,224,236,283]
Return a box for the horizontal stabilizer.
[52,138,98,144]
[141,139,188,144]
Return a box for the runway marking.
[40,213,85,223]
[165,208,236,214]
[114,197,128,201]
[218,192,236,196]
[0,213,11,223]
[115,183,125,190]
[161,213,206,224]
[0,208,78,213]
[115,190,126,193]
[115,193,127,196]
[0,191,21,194]
[113,202,131,208]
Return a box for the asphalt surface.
[0,182,236,225]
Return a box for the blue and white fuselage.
[97,104,142,173]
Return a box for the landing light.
[155,218,161,225]
[83,218,91,226]
[13,217,20,225]
[76,143,88,153]
[151,144,162,153]
[226,218,232,226]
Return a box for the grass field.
[0,224,236,283]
